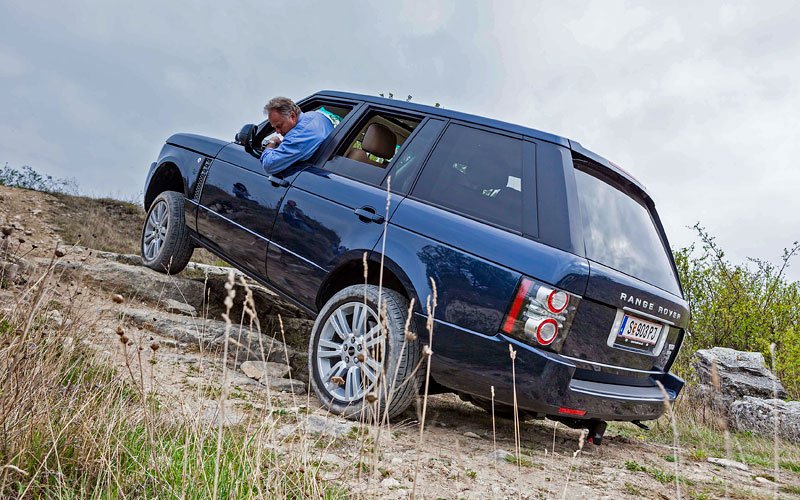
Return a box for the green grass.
[781,484,800,495]
[504,453,542,469]
[623,411,800,471]
[780,460,800,473]
[624,460,694,486]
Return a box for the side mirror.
[235,124,257,148]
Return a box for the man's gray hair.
[264,96,301,117]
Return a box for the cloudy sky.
[1,1,798,280]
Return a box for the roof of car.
[314,90,649,195]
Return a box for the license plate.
[615,314,664,349]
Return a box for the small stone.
[240,360,290,381]
[161,298,197,316]
[707,457,750,471]
[31,209,42,216]
[268,378,307,394]
[320,453,339,464]
[54,248,66,258]
[111,293,125,304]
[304,414,354,438]
[1,262,19,283]
[463,431,481,439]
[754,476,773,484]
[488,449,513,462]
[380,477,400,488]
[2,227,13,236]
[45,309,64,327]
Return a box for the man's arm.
[260,115,333,175]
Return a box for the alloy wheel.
[316,301,385,402]
[143,199,169,261]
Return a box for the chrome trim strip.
[559,355,663,375]
[622,306,676,326]
[196,203,326,272]
[269,239,326,272]
[569,385,668,402]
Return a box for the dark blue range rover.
[142,91,687,444]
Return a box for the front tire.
[308,285,421,420]
[141,191,194,274]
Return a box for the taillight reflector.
[558,407,586,416]
[547,290,569,313]
[502,278,533,333]
[536,318,558,345]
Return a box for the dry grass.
[44,192,222,266]
[0,250,347,497]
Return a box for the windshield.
[574,166,681,296]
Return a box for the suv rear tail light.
[501,277,581,352]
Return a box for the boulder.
[693,347,786,414]
[730,397,800,441]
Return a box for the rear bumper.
[428,318,684,422]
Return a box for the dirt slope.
[1,184,799,499]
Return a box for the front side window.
[255,101,353,152]
[574,166,681,296]
[411,124,523,232]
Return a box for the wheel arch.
[316,253,421,315]
[144,161,186,210]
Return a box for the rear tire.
[308,284,421,420]
[141,190,194,274]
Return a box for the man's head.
[264,96,302,136]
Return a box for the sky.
[1,1,798,281]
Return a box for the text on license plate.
[617,314,663,346]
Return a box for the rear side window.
[412,124,523,232]
[574,166,681,295]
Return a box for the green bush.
[673,224,800,397]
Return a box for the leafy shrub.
[673,224,800,397]
[0,163,78,194]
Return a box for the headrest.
[362,123,396,159]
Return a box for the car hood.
[166,133,230,158]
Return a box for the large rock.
[54,259,207,308]
[730,397,800,441]
[51,255,313,345]
[693,347,786,414]
[121,306,310,382]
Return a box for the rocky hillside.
[2,184,800,498]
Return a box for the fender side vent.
[193,157,213,201]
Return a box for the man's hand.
[266,135,283,149]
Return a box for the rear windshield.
[574,166,681,296]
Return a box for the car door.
[266,107,446,309]
[195,99,358,279]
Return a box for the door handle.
[266,175,290,188]
[354,206,385,224]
